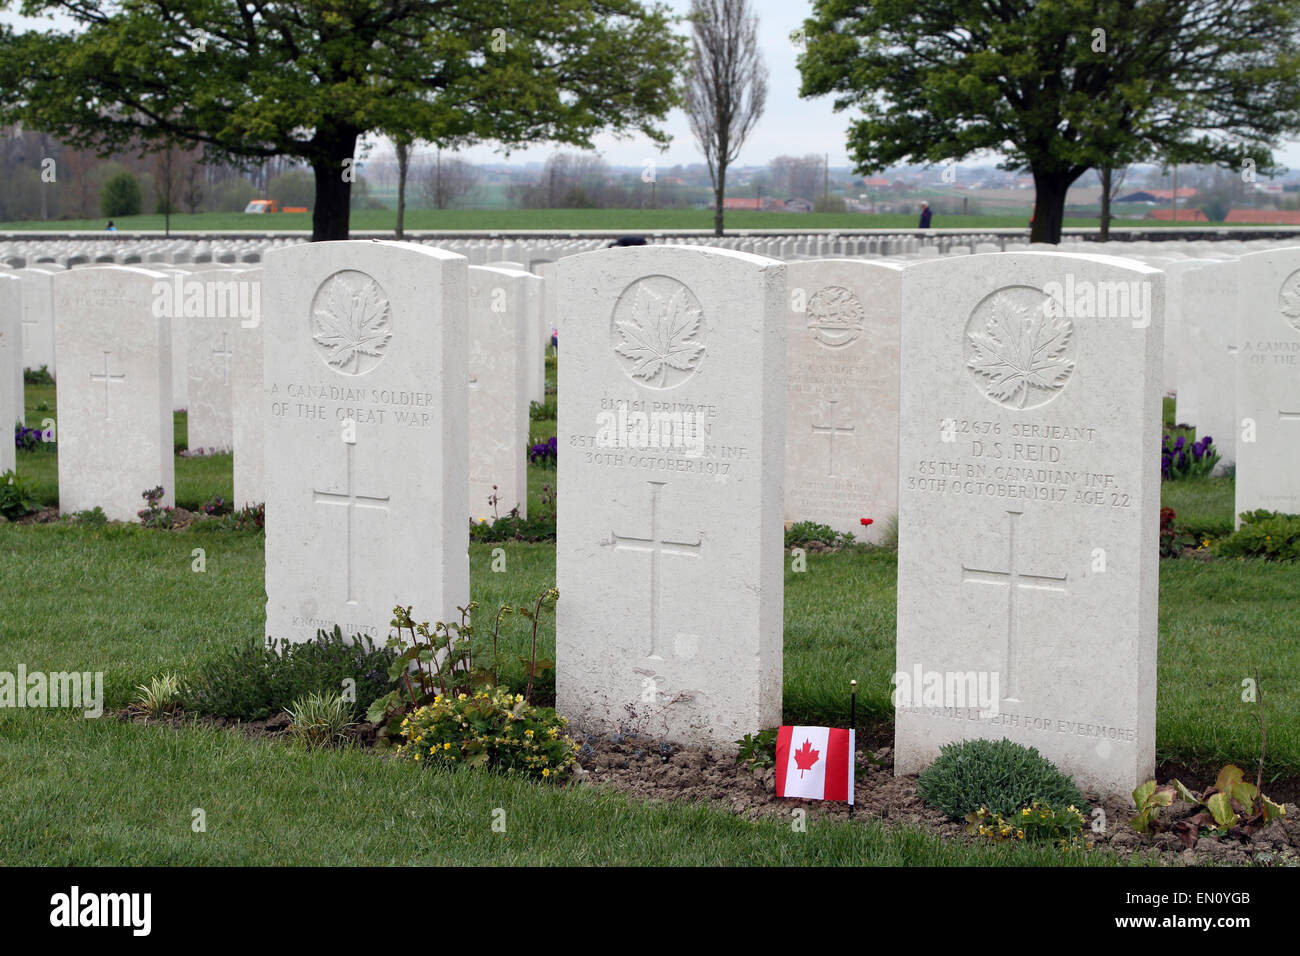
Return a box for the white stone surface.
[1234,247,1300,519]
[784,259,902,542]
[1178,260,1238,469]
[556,245,786,747]
[0,274,18,470]
[468,265,530,519]
[181,270,251,452]
[894,252,1163,796]
[263,241,469,645]
[53,267,174,520]
[15,267,55,380]
[232,269,264,508]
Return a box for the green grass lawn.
[0,208,1221,234]
[3,376,1295,865]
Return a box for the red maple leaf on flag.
[793,739,820,778]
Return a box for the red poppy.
[860,518,873,526]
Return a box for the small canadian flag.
[775,726,855,804]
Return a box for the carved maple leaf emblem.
[793,738,820,778]
[967,293,1074,408]
[312,273,392,373]
[614,283,705,385]
[1279,272,1300,331]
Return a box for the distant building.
[783,197,814,213]
[860,177,891,189]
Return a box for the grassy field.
[0,208,1225,234]
[3,374,1295,865]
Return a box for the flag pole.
[849,679,857,820]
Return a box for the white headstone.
[232,269,265,508]
[1234,247,1300,519]
[784,259,902,542]
[1178,260,1237,469]
[895,252,1163,795]
[0,274,18,471]
[556,245,786,746]
[182,270,250,453]
[263,241,469,645]
[53,267,174,520]
[468,266,530,519]
[15,267,56,380]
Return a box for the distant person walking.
[918,202,931,229]
[105,220,117,232]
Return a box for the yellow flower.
[458,693,468,701]
[444,742,452,750]
[414,753,421,761]
[542,768,551,777]
[525,729,534,738]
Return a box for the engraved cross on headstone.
[811,398,855,477]
[961,509,1067,702]
[212,332,234,386]
[611,480,702,658]
[90,350,126,420]
[313,441,390,604]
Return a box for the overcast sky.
[6,0,1300,173]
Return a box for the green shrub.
[0,470,40,520]
[784,521,854,548]
[396,686,577,781]
[966,800,1088,851]
[285,691,357,749]
[183,628,396,721]
[529,396,557,421]
[917,737,1086,820]
[101,172,143,218]
[1213,510,1300,563]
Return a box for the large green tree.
[796,0,1300,243]
[2,0,686,240]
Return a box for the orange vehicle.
[243,199,309,214]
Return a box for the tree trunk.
[713,162,726,237]
[1029,169,1072,244]
[310,128,359,242]
[1100,167,1111,241]
[395,141,409,239]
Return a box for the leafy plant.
[528,435,557,466]
[367,589,560,747]
[14,424,47,452]
[1159,507,1197,559]
[0,470,40,520]
[1213,510,1300,563]
[284,691,357,749]
[471,485,556,541]
[137,485,177,528]
[396,685,577,781]
[183,628,396,722]
[1131,766,1286,848]
[966,800,1088,851]
[1162,433,1219,480]
[529,396,557,421]
[735,728,779,770]
[131,673,185,718]
[784,521,855,549]
[917,737,1086,820]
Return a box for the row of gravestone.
[246,242,1173,797]
[0,260,545,524]
[8,241,1299,795]
[7,238,1295,529]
